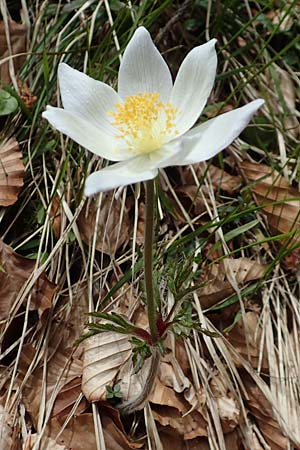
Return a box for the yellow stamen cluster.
[108,92,178,154]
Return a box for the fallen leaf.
[0,138,24,207]
[210,374,241,433]
[82,331,131,402]
[18,80,37,109]
[226,311,268,369]
[0,405,13,450]
[28,436,67,450]
[183,163,242,195]
[0,239,56,320]
[0,20,27,85]
[19,344,83,427]
[78,193,130,255]
[198,257,266,309]
[47,413,143,450]
[240,161,300,243]
[152,405,207,440]
[47,414,96,450]
[49,195,62,239]
[176,185,209,216]
[244,380,290,450]
[155,354,199,410]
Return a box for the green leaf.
[0,90,18,116]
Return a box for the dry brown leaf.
[101,414,144,449]
[47,413,143,450]
[226,311,268,369]
[18,80,37,109]
[0,20,27,85]
[49,195,62,239]
[52,377,89,418]
[210,374,241,433]
[198,257,266,309]
[156,354,199,410]
[19,344,83,427]
[0,405,13,450]
[244,380,290,450]
[152,405,207,440]
[0,138,24,207]
[78,193,130,255]
[0,239,56,320]
[150,378,191,413]
[176,185,209,216]
[240,161,300,243]
[28,436,67,450]
[47,414,96,450]
[82,331,131,402]
[183,163,242,195]
[277,69,299,138]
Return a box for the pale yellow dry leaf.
[198,257,266,309]
[116,354,151,403]
[0,239,56,320]
[0,20,27,85]
[78,193,130,255]
[240,161,300,243]
[82,331,131,402]
[0,138,24,207]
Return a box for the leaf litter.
[1,1,300,449]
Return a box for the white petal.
[118,27,172,101]
[43,106,132,161]
[170,39,217,136]
[180,99,264,165]
[148,139,188,168]
[58,63,121,135]
[84,157,158,195]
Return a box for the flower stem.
[144,179,158,343]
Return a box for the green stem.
[144,179,158,343]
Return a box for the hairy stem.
[144,179,158,343]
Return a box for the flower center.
[108,92,178,154]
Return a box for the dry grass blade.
[0,137,24,207]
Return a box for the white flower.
[43,27,264,196]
